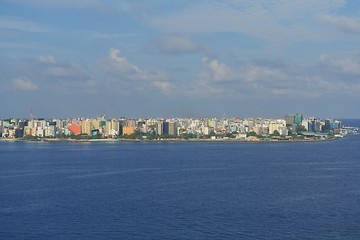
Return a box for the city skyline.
[1,114,348,140]
[1,1,360,118]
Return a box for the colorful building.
[68,124,81,135]
[122,126,135,135]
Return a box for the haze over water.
[1,122,360,239]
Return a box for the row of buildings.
[0,114,343,139]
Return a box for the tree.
[247,131,257,137]
[180,133,196,139]
[296,125,306,133]
[226,132,236,138]
[272,130,280,136]
[23,135,38,140]
[208,131,216,137]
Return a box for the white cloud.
[191,53,360,98]
[243,66,288,82]
[193,78,224,95]
[270,88,291,95]
[269,0,345,17]
[105,48,168,82]
[38,55,56,63]
[33,55,89,80]
[192,57,237,96]
[194,57,290,96]
[42,66,79,77]
[10,0,98,8]
[152,81,173,93]
[0,41,41,49]
[0,16,48,32]
[160,35,199,53]
[100,48,175,95]
[147,34,210,54]
[89,32,138,40]
[5,55,97,95]
[12,77,38,91]
[8,0,126,16]
[320,54,360,75]
[148,0,345,41]
[321,15,360,33]
[313,76,348,91]
[108,48,142,75]
[200,57,236,82]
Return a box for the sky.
[1,0,360,119]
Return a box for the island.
[1,114,358,142]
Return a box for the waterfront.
[0,115,345,142]
[1,131,360,239]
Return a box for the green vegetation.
[22,135,39,140]
[69,133,90,140]
[225,132,236,138]
[247,131,263,139]
[247,131,257,137]
[296,125,306,133]
[271,130,280,137]
[179,133,196,139]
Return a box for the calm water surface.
[1,129,360,239]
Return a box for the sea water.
[1,123,360,239]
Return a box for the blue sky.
[1,0,360,118]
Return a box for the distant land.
[1,114,359,142]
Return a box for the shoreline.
[0,137,341,143]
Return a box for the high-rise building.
[112,120,119,132]
[81,119,92,135]
[162,122,169,135]
[334,120,342,129]
[324,119,332,130]
[91,119,101,131]
[312,119,321,132]
[284,114,295,125]
[285,114,303,125]
[294,114,303,125]
[105,119,120,136]
[68,124,81,135]
[269,120,286,134]
[122,126,135,135]
[157,122,163,135]
[169,122,177,136]
[302,119,312,131]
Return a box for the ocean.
[1,121,360,239]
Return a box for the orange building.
[122,126,135,135]
[68,124,82,135]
